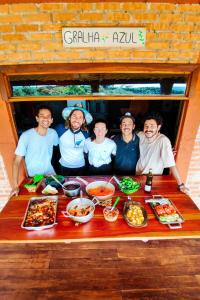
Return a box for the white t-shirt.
[59,128,88,168]
[84,137,117,168]
[15,128,58,176]
[136,131,175,175]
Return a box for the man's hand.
[10,186,19,197]
[172,148,177,157]
[179,183,190,195]
[11,155,23,197]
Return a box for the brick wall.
[0,2,200,209]
[0,2,199,64]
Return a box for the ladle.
[99,176,114,192]
[76,176,89,185]
[113,176,120,185]
[50,175,66,189]
[105,176,114,186]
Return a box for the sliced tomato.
[164,204,176,215]
[155,205,166,216]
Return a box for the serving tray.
[21,196,58,230]
[145,195,184,229]
[123,200,148,228]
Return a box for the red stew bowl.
[86,181,115,200]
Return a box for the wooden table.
[0,175,199,243]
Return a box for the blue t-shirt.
[15,128,59,176]
[56,124,89,168]
[113,134,139,175]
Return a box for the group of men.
[11,105,188,196]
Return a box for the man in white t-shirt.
[56,105,93,176]
[136,112,188,193]
[11,106,58,196]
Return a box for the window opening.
[13,99,182,147]
[10,73,187,97]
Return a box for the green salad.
[119,177,140,194]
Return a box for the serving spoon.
[110,196,120,212]
[50,175,66,189]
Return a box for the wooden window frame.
[1,1,200,4]
[0,62,199,183]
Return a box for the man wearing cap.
[112,112,139,175]
[56,105,93,176]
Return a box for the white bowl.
[62,197,95,223]
[86,181,115,200]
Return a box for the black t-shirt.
[112,134,139,175]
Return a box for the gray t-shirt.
[15,128,58,176]
[136,131,175,175]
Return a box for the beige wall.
[0,2,200,209]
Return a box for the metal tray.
[123,200,148,228]
[21,196,58,231]
[145,196,184,229]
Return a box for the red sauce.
[88,186,113,196]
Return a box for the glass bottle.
[144,168,153,192]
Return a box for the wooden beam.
[1,0,200,4]
[0,74,20,185]
[8,95,189,102]
[0,63,198,76]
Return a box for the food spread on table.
[119,177,140,194]
[20,177,185,230]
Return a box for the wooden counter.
[0,175,199,243]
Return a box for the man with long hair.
[56,105,93,176]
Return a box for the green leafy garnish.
[33,174,44,184]
[119,177,140,194]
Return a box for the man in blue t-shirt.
[11,105,58,196]
[112,112,139,175]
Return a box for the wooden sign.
[62,27,146,48]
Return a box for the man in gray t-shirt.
[136,112,188,194]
